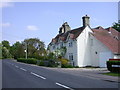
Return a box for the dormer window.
[114,36,119,40]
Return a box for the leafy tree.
[53,47,67,58]
[0,43,2,59]
[2,47,11,58]
[112,22,120,32]
[1,40,11,58]
[2,40,10,50]
[10,41,25,59]
[22,38,46,58]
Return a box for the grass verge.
[102,72,120,77]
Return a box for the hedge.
[17,58,37,64]
[107,61,120,73]
[38,60,59,67]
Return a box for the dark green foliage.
[23,38,46,58]
[10,42,25,59]
[112,22,120,32]
[39,61,44,66]
[107,61,120,73]
[17,58,37,64]
[61,64,74,68]
[2,40,10,50]
[47,52,55,60]
[38,60,59,67]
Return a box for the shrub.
[17,58,37,64]
[62,64,74,68]
[58,58,74,68]
[38,60,59,67]
[58,58,69,65]
[17,58,27,63]
[107,61,120,73]
[39,61,44,66]
[26,58,37,64]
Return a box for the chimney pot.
[82,15,90,27]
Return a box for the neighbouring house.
[48,15,120,67]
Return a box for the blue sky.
[1,2,118,47]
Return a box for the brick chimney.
[82,15,90,27]
[59,22,71,33]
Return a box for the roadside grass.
[102,72,120,77]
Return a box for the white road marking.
[20,68,27,71]
[56,82,73,90]
[15,65,19,68]
[30,72,46,80]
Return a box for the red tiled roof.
[49,25,120,54]
[50,27,85,44]
[92,27,120,54]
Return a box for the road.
[2,59,119,89]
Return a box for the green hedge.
[17,58,37,64]
[107,61,120,73]
[38,60,59,67]
[61,64,74,68]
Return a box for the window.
[95,51,97,54]
[68,41,73,47]
[53,45,55,49]
[60,42,63,47]
[69,53,73,60]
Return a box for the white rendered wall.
[65,39,78,66]
[77,26,93,67]
[90,34,114,67]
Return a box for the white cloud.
[27,25,39,31]
[0,22,11,27]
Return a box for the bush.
[38,60,59,67]
[58,58,69,65]
[62,64,74,68]
[58,58,74,68]
[17,58,37,64]
[17,58,27,63]
[107,61,120,73]
[27,58,37,64]
[39,61,44,66]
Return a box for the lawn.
[103,72,120,77]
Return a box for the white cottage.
[48,15,120,67]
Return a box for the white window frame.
[68,41,73,47]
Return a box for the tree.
[0,43,2,59]
[22,38,46,58]
[10,41,25,59]
[2,47,10,58]
[112,22,120,32]
[53,47,67,58]
[1,40,11,58]
[2,40,10,50]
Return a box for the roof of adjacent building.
[92,26,120,54]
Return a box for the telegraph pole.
[25,43,27,59]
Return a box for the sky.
[1,2,118,47]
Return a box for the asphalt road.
[2,59,119,89]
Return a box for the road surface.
[2,59,119,89]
